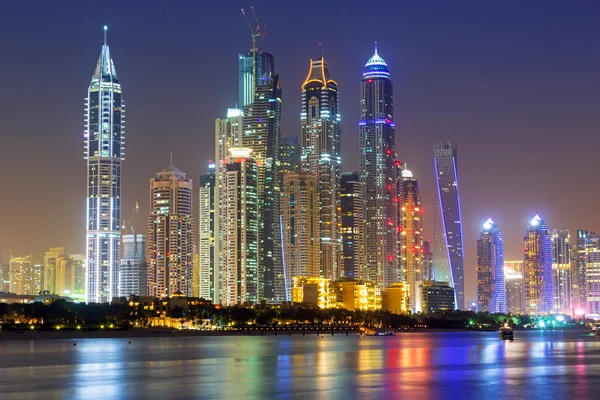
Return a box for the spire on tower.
[104,25,108,45]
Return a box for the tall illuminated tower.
[341,172,366,279]
[523,215,553,313]
[433,141,464,309]
[477,218,506,313]
[146,164,194,298]
[84,26,124,303]
[398,166,424,312]
[301,56,342,281]
[359,44,397,290]
[198,163,216,302]
[551,230,572,313]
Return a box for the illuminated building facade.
[239,50,275,108]
[422,241,434,281]
[292,276,330,308]
[383,282,410,314]
[341,172,366,279]
[301,56,342,281]
[219,148,260,306]
[119,234,146,297]
[280,137,301,173]
[198,163,216,302]
[359,44,397,290]
[523,215,553,314]
[476,218,506,313]
[84,27,124,303]
[291,276,382,311]
[398,166,423,312]
[214,109,243,303]
[504,267,524,314]
[43,247,65,294]
[147,164,194,298]
[574,230,592,313]
[504,260,523,274]
[577,232,600,318]
[416,280,455,313]
[551,230,572,313]
[433,141,465,309]
[281,172,320,300]
[9,256,35,295]
[242,74,284,303]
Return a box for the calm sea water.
[0,330,599,399]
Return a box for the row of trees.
[1,300,585,330]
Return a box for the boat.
[499,324,514,340]
[362,327,395,336]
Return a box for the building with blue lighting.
[523,215,553,314]
[359,44,397,290]
[239,51,275,109]
[477,218,506,313]
[433,141,465,309]
[301,56,342,281]
[84,27,124,303]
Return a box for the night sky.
[1,0,599,301]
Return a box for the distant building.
[433,141,465,309]
[280,137,301,173]
[292,277,382,311]
[505,267,524,314]
[476,218,506,313]
[383,282,410,315]
[43,247,64,294]
[574,230,594,314]
[422,241,433,281]
[281,172,320,300]
[292,277,330,309]
[147,163,194,298]
[198,163,216,302]
[551,230,572,314]
[119,234,147,297]
[219,148,260,306]
[9,256,36,295]
[577,232,600,318]
[341,172,366,279]
[238,49,274,109]
[415,280,455,313]
[523,215,553,314]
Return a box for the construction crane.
[241,6,267,52]
[122,202,139,235]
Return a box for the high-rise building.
[422,241,434,281]
[504,267,524,314]
[214,108,244,303]
[433,141,465,309]
[147,164,194,298]
[281,172,320,300]
[476,218,506,313]
[242,74,284,303]
[219,148,260,306]
[0,248,8,292]
[280,137,301,173]
[415,280,455,313]
[523,215,553,314]
[198,163,216,302]
[9,256,35,295]
[341,172,366,279]
[551,230,572,313]
[359,44,397,290]
[574,230,591,313]
[301,56,342,281]
[84,27,124,303]
[119,234,147,297]
[43,247,65,294]
[504,260,523,274]
[239,50,275,109]
[398,166,424,312]
[577,231,600,318]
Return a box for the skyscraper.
[505,267,524,314]
[523,215,553,314]
[433,141,464,309]
[280,137,301,173]
[341,172,366,279]
[577,231,600,318]
[84,26,124,303]
[476,218,506,313]
[198,163,216,301]
[239,50,275,109]
[119,234,147,297]
[242,73,284,303]
[422,241,434,281]
[9,256,35,295]
[146,164,194,298]
[574,230,591,313]
[281,172,320,300]
[398,166,424,312]
[43,247,65,294]
[219,148,260,306]
[301,56,342,281]
[551,230,572,313]
[359,44,397,290]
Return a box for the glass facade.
[551,230,572,313]
[523,215,553,314]
[341,172,365,279]
[433,141,465,309]
[476,219,506,313]
[84,34,123,303]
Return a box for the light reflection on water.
[0,331,598,399]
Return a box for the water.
[1,330,599,399]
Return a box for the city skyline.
[1,1,600,303]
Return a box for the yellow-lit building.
[292,277,330,308]
[292,277,381,311]
[383,282,410,314]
